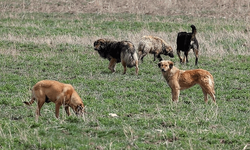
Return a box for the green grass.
[0,12,250,150]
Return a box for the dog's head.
[94,39,107,51]
[70,91,85,117]
[71,103,84,117]
[94,39,110,58]
[158,60,174,72]
[74,104,85,116]
[162,44,174,58]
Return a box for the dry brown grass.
[1,0,250,20]
[0,0,249,57]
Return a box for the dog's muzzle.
[161,68,166,72]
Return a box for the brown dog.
[138,36,174,62]
[23,80,84,118]
[94,39,139,75]
[158,60,215,103]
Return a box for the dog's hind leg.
[209,93,216,104]
[184,51,189,64]
[108,58,117,73]
[121,60,127,74]
[193,48,199,65]
[138,51,143,62]
[201,88,208,103]
[201,87,216,104]
[156,53,163,61]
[36,97,46,117]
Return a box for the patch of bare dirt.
[1,0,250,20]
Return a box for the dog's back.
[138,36,174,62]
[138,36,162,52]
[99,40,137,64]
[33,80,66,101]
[23,80,64,106]
[177,25,198,51]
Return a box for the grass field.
[0,1,250,149]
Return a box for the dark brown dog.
[94,39,139,75]
[176,25,199,65]
[158,60,216,103]
[138,36,174,62]
[23,80,84,119]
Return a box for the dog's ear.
[169,61,174,69]
[100,41,106,49]
[158,62,161,68]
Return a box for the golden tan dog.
[138,36,174,62]
[23,80,84,118]
[158,60,216,103]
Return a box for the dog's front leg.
[108,58,117,73]
[55,103,62,118]
[177,50,182,64]
[64,106,70,116]
[156,54,163,61]
[139,52,147,63]
[171,88,180,102]
[135,60,139,75]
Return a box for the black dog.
[94,39,139,75]
[176,25,199,65]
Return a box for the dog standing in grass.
[94,39,139,75]
[138,36,174,62]
[158,60,216,103]
[23,80,85,119]
[176,25,199,65]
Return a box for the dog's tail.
[190,25,197,36]
[23,98,35,106]
[23,92,36,106]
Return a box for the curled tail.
[190,25,197,36]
